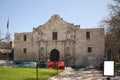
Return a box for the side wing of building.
[76,28,105,67]
[14,32,36,61]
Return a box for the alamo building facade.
[14,15,105,67]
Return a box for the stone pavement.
[49,67,120,80]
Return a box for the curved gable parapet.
[34,15,80,32]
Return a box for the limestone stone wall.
[14,32,36,61]
[75,28,104,67]
[14,15,104,67]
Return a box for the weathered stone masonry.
[14,15,105,67]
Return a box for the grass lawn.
[116,66,120,71]
[0,68,63,80]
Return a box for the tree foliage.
[102,0,120,62]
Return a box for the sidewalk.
[49,67,120,80]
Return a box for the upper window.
[52,32,57,40]
[23,35,27,41]
[86,32,90,39]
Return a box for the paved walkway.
[49,67,120,80]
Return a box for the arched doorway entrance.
[50,49,60,61]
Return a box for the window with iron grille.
[88,47,92,53]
